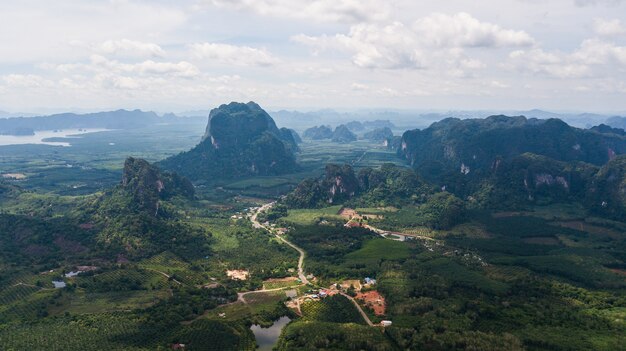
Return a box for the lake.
[0,129,110,147]
[52,280,66,288]
[250,316,291,351]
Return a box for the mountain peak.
[162,102,298,180]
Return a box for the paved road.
[251,202,310,285]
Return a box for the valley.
[0,103,625,351]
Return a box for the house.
[381,320,393,327]
[171,343,186,350]
[319,291,328,298]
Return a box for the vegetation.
[363,127,393,142]
[1,112,626,350]
[160,102,298,181]
[331,124,357,143]
[303,125,333,140]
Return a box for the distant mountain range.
[0,109,204,135]
[2,107,624,136]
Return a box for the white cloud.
[294,13,532,70]
[294,22,427,69]
[593,18,626,36]
[412,13,535,48]
[96,39,166,58]
[0,1,186,64]
[50,55,200,78]
[189,43,278,66]
[351,83,369,91]
[507,39,626,78]
[508,49,592,78]
[574,0,625,6]
[575,39,626,64]
[3,74,53,88]
[206,0,390,23]
[90,55,199,77]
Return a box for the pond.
[250,316,291,351]
[52,280,66,288]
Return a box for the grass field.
[343,238,411,266]
[205,290,287,322]
[280,205,344,225]
[61,290,169,314]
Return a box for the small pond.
[52,280,66,288]
[250,316,291,351]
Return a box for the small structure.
[381,320,392,327]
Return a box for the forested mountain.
[303,125,333,140]
[0,109,185,134]
[331,125,357,143]
[400,116,626,191]
[285,163,433,208]
[90,157,204,256]
[587,155,626,221]
[119,157,194,216]
[363,127,393,142]
[160,102,298,181]
[472,153,599,209]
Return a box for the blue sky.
[1,0,625,113]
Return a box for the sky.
[1,0,626,114]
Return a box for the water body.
[250,316,291,351]
[52,280,66,288]
[0,129,109,147]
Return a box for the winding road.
[250,202,375,326]
[250,202,309,285]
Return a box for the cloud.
[90,55,200,77]
[294,13,533,70]
[0,1,186,64]
[189,43,278,66]
[574,0,625,6]
[507,39,626,78]
[96,39,166,58]
[573,39,626,65]
[294,22,426,69]
[2,74,53,88]
[412,13,535,48]
[593,18,626,36]
[206,0,390,23]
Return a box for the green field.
[280,205,344,225]
[344,238,411,266]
